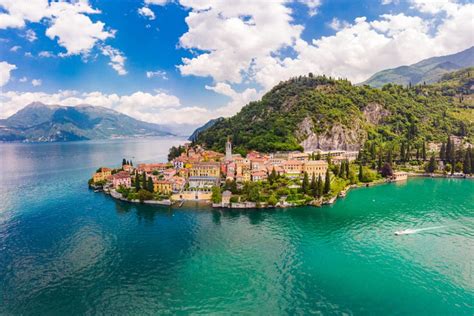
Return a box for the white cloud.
[31,79,42,87]
[24,29,37,42]
[100,45,127,75]
[38,51,54,58]
[0,61,16,86]
[205,82,259,116]
[297,0,322,16]
[46,1,113,56]
[138,6,155,20]
[145,0,169,5]
[19,76,27,82]
[178,0,474,92]
[0,90,215,125]
[0,0,49,27]
[146,70,168,79]
[0,13,25,29]
[9,45,21,52]
[328,17,349,31]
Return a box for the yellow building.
[303,160,328,178]
[153,180,172,194]
[282,160,304,176]
[189,162,220,177]
[93,167,112,183]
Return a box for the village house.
[189,162,221,177]
[111,171,131,188]
[153,180,172,194]
[282,160,304,177]
[251,170,268,182]
[391,171,408,182]
[93,167,112,183]
[251,158,267,171]
[170,176,186,192]
[137,163,169,174]
[122,164,133,173]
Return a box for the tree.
[400,142,406,162]
[122,158,127,166]
[358,164,363,182]
[211,186,222,203]
[345,160,350,179]
[387,149,393,165]
[440,143,446,162]
[268,194,278,206]
[147,177,154,192]
[455,161,463,173]
[302,172,309,194]
[324,169,331,194]
[137,189,153,203]
[377,154,383,171]
[134,172,140,191]
[269,168,277,185]
[422,141,426,161]
[380,163,393,178]
[310,174,317,197]
[142,173,147,190]
[426,155,437,173]
[317,175,323,197]
[463,150,471,174]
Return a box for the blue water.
[1,138,473,315]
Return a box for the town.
[90,136,473,208]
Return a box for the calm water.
[1,138,473,315]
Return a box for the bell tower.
[225,136,232,161]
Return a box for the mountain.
[188,117,224,142]
[194,69,473,154]
[361,46,474,87]
[0,102,173,142]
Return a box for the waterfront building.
[153,180,172,194]
[111,171,131,188]
[391,171,408,182]
[188,176,220,189]
[93,167,112,183]
[303,160,328,178]
[189,162,221,177]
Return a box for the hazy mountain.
[188,117,224,142]
[361,46,474,87]
[0,102,173,142]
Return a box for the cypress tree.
[358,164,363,182]
[317,175,323,197]
[400,142,405,162]
[302,172,309,194]
[440,143,446,162]
[345,160,350,179]
[122,158,126,166]
[406,143,410,161]
[463,150,471,175]
[310,174,317,197]
[470,147,474,173]
[422,141,426,161]
[377,154,382,171]
[426,155,437,173]
[134,172,140,191]
[387,149,393,165]
[142,173,147,190]
[147,177,154,192]
[445,137,452,163]
[324,169,331,194]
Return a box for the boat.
[394,229,416,235]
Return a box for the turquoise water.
[1,138,473,315]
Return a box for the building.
[111,171,131,188]
[189,162,220,178]
[303,160,328,178]
[391,171,408,182]
[93,167,112,183]
[188,176,220,189]
[282,160,304,177]
[137,163,169,173]
[154,180,172,194]
[170,176,186,192]
[225,136,233,161]
[251,158,267,171]
[251,170,268,182]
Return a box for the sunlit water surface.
[1,138,473,315]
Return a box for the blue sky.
[0,0,473,126]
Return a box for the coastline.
[97,173,472,210]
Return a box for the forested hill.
[194,68,473,155]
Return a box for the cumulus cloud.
[178,0,474,91]
[328,18,349,31]
[145,0,169,5]
[0,61,16,87]
[146,70,168,79]
[297,0,322,16]
[0,90,215,125]
[205,82,259,116]
[138,6,155,20]
[24,29,37,42]
[19,76,27,82]
[100,45,127,75]
[31,79,42,87]
[38,51,54,58]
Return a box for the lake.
[1,137,473,315]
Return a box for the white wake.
[394,226,445,235]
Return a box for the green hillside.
[194,69,473,156]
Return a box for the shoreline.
[96,173,472,210]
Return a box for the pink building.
[112,171,131,188]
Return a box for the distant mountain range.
[361,46,474,87]
[0,102,173,142]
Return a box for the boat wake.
[394,226,445,236]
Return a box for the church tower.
[225,136,232,161]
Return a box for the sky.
[0,0,473,128]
